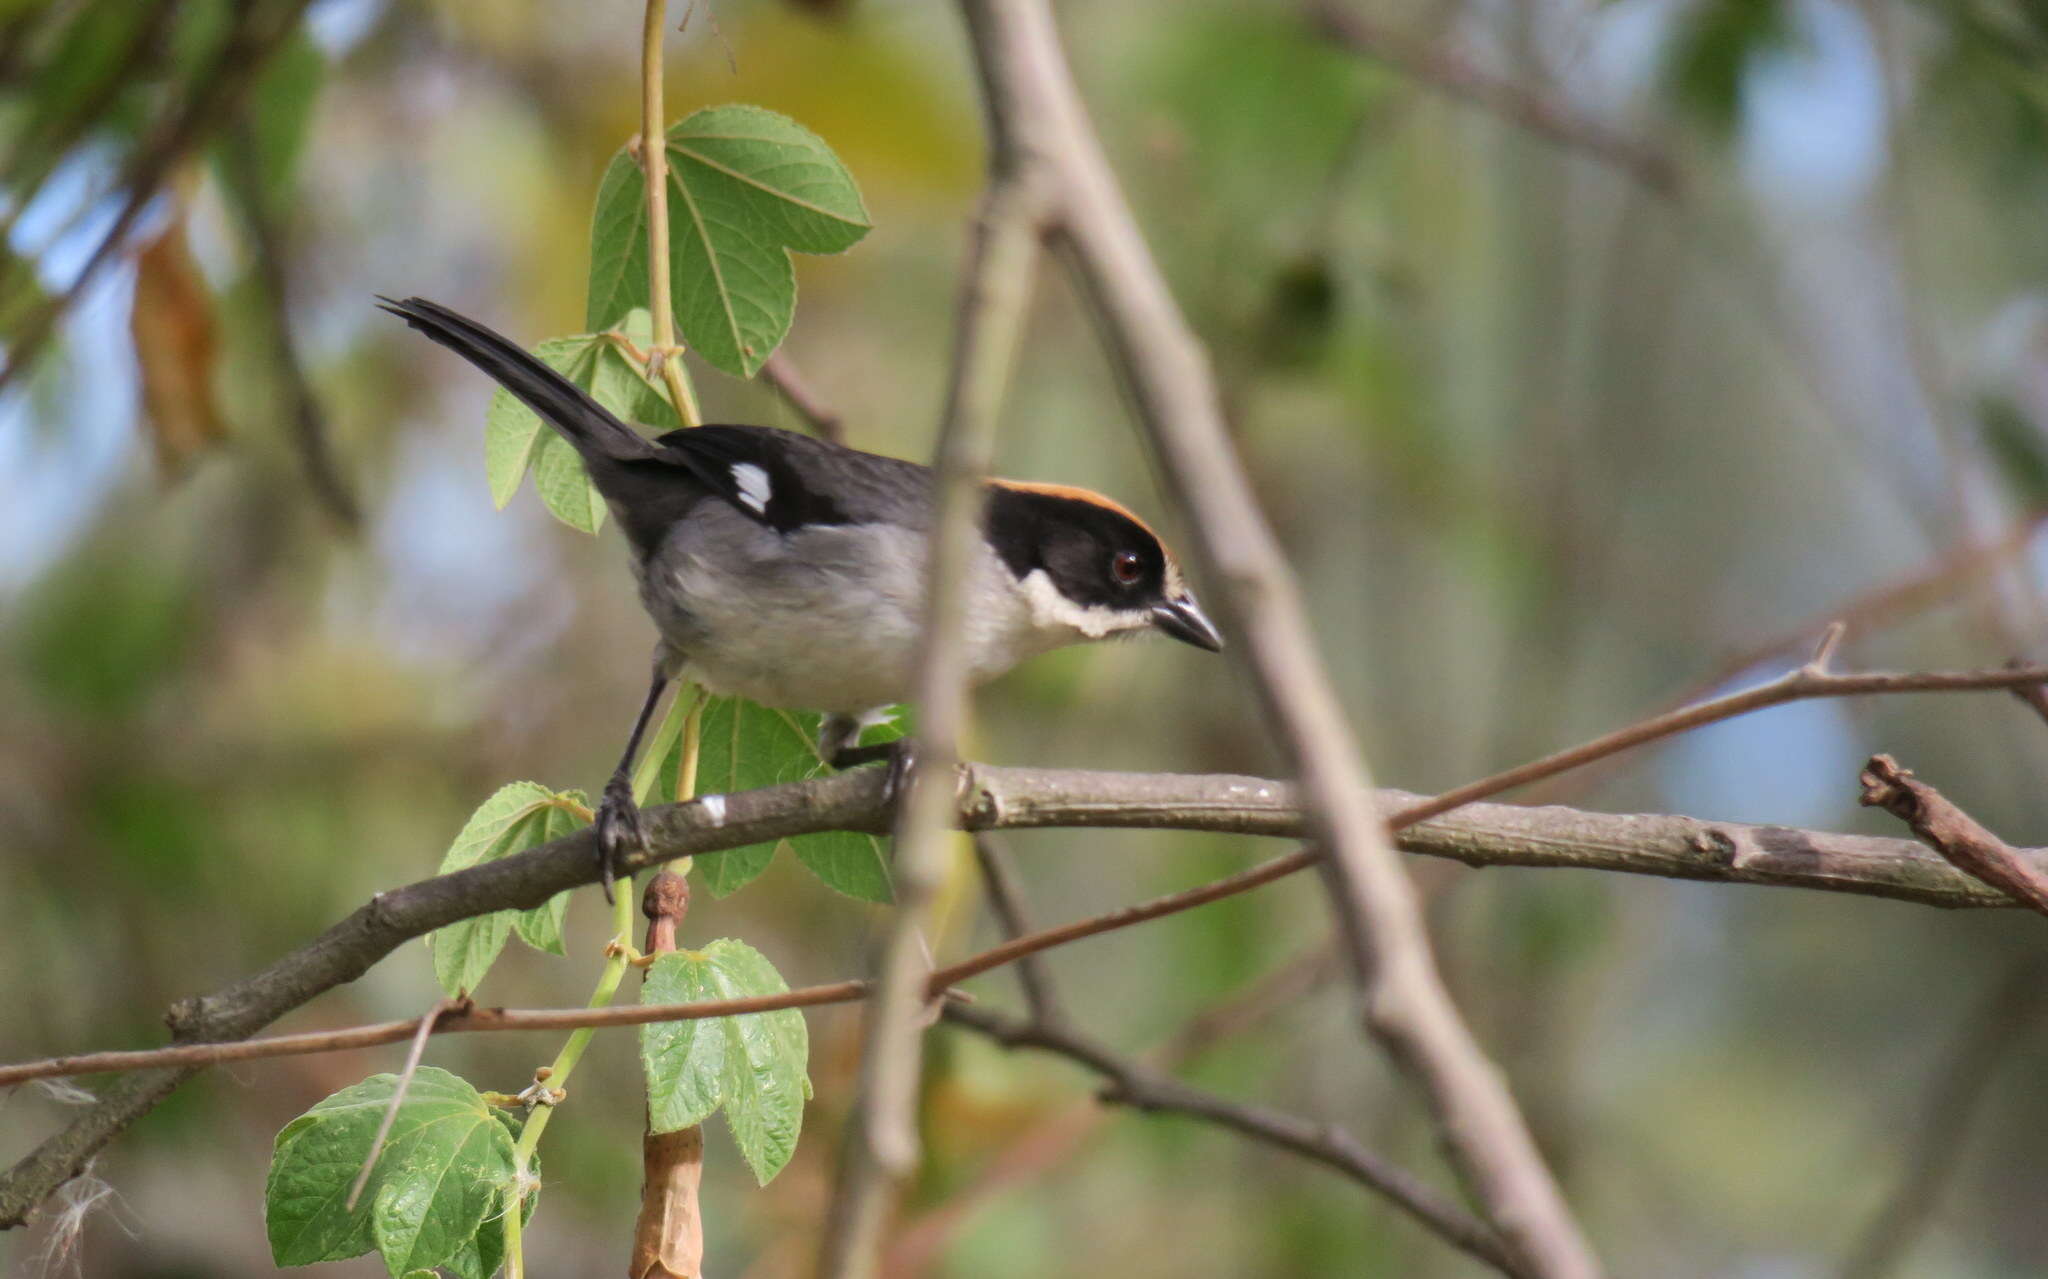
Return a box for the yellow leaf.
[130,212,226,473]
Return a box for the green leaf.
[511,794,587,956]
[585,107,871,375]
[480,322,681,533]
[428,784,588,994]
[791,829,892,904]
[530,430,607,534]
[640,951,729,1132]
[703,939,810,1184]
[432,908,512,1002]
[585,148,653,335]
[697,838,781,897]
[267,1068,521,1277]
[482,336,586,509]
[644,695,902,901]
[638,941,811,1184]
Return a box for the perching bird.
[379,297,1222,895]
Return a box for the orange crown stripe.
[987,478,1156,537]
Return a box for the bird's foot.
[594,772,644,903]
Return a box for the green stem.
[504,883,637,1279]
[502,690,704,1276]
[638,0,703,429]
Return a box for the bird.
[378,296,1223,897]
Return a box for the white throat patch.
[1018,568,1152,641]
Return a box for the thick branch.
[2,758,2037,1225]
[984,0,1596,1267]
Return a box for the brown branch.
[224,121,361,532]
[758,350,846,444]
[970,835,1064,1026]
[633,871,705,1279]
[1394,648,2048,832]
[993,0,1592,1265]
[8,639,2048,1227]
[942,1003,1522,1275]
[1835,960,2048,1279]
[1857,754,2048,917]
[343,997,468,1211]
[1307,0,1680,199]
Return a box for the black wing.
[652,425,931,535]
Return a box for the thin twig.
[1857,754,2048,917]
[225,121,361,532]
[815,145,1051,1279]
[2007,655,2048,730]
[1306,0,1680,198]
[758,349,846,444]
[1524,515,2048,804]
[970,834,1063,1025]
[1835,960,2048,1279]
[943,1004,1521,1275]
[343,997,467,1211]
[885,939,1337,1277]
[1389,649,2048,832]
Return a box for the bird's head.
[983,480,1223,654]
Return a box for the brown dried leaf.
[130,214,225,472]
[630,1125,705,1279]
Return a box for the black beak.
[1152,595,1224,652]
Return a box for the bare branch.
[1307,0,1680,198]
[943,1003,1522,1275]
[1857,754,2048,917]
[758,350,846,444]
[1523,515,2048,805]
[814,106,1052,1276]
[8,679,2048,1227]
[224,122,361,532]
[1396,662,2048,832]
[981,0,1596,1266]
[343,997,468,1211]
[971,834,1064,1025]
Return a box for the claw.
[882,740,918,809]
[594,774,644,903]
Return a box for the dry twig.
[1858,754,2048,916]
[813,136,1052,1278]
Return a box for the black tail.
[377,296,662,466]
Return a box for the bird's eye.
[1110,550,1143,586]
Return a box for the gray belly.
[632,507,930,712]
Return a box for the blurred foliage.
[7,0,2048,1277]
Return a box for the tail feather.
[377,296,661,465]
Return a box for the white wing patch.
[731,462,772,514]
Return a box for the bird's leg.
[595,668,671,903]
[821,707,918,810]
